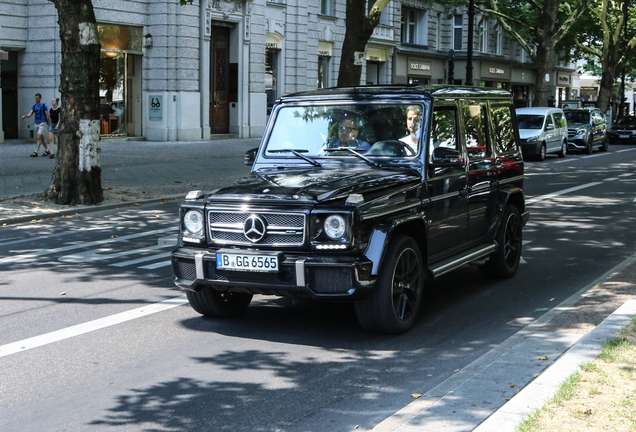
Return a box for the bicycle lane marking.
[0,295,188,359]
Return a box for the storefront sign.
[481,63,510,79]
[408,58,432,76]
[266,33,282,50]
[149,96,162,121]
[557,72,571,86]
[489,67,505,75]
[318,41,332,57]
[411,62,431,71]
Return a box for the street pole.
[465,0,475,86]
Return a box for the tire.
[537,143,546,161]
[584,135,594,154]
[557,140,567,158]
[479,205,522,278]
[186,288,253,318]
[355,235,424,334]
[601,135,609,152]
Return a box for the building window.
[265,46,279,111]
[401,8,428,45]
[479,17,488,53]
[453,14,463,51]
[436,13,442,50]
[320,0,334,16]
[318,56,330,89]
[495,25,503,55]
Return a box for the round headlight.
[324,215,346,239]
[184,210,204,234]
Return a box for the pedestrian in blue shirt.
[21,93,51,157]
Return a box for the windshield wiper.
[268,149,322,167]
[324,147,382,168]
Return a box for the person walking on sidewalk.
[47,98,61,159]
[21,93,51,157]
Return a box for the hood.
[210,166,421,203]
[567,122,588,129]
[518,129,543,139]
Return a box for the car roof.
[516,107,563,115]
[277,85,513,103]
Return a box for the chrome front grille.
[208,210,306,247]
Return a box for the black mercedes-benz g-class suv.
[171,86,529,334]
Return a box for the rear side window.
[463,103,492,159]
[553,112,567,129]
[491,105,516,154]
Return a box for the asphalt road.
[1,145,636,432]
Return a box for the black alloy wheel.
[355,235,424,334]
[480,205,522,278]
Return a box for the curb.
[473,296,636,432]
[0,193,186,226]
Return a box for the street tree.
[567,0,636,112]
[337,0,392,87]
[47,0,103,205]
[481,0,593,106]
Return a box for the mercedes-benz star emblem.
[243,214,267,243]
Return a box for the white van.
[516,107,568,161]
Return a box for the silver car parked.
[516,107,568,161]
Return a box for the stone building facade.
[0,0,576,143]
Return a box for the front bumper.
[519,140,541,156]
[171,247,376,299]
[608,132,636,144]
[567,132,587,148]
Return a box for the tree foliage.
[480,0,593,106]
[564,0,636,112]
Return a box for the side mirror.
[546,124,555,130]
[430,146,463,167]
[244,147,258,166]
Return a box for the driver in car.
[325,117,371,153]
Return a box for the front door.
[210,26,230,134]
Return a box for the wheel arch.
[363,214,427,276]
[484,187,525,241]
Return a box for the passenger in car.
[399,105,421,153]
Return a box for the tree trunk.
[47,0,103,205]
[337,0,384,87]
[596,67,617,113]
[532,0,559,107]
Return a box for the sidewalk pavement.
[2,137,636,432]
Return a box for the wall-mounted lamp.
[144,34,153,48]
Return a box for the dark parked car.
[564,108,609,153]
[608,116,636,144]
[171,86,529,334]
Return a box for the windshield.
[517,114,545,130]
[264,103,426,159]
[565,111,590,124]
[616,116,636,127]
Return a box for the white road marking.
[0,227,175,264]
[111,252,171,267]
[0,295,188,359]
[581,153,609,159]
[59,235,176,263]
[616,148,636,153]
[603,177,619,182]
[139,260,172,269]
[619,173,634,177]
[526,182,603,204]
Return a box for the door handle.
[459,186,470,197]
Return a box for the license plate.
[619,134,630,139]
[216,252,279,272]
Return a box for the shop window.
[265,47,280,112]
[408,77,429,85]
[453,15,463,51]
[318,56,330,89]
[401,8,428,45]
